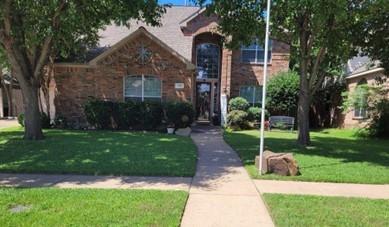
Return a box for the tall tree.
[0,0,165,140]
[353,0,389,73]
[197,0,360,145]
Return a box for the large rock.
[175,127,191,137]
[255,150,300,176]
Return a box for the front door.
[196,82,211,121]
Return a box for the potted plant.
[167,123,175,134]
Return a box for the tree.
[0,0,165,140]
[266,71,299,117]
[196,0,361,145]
[353,0,389,73]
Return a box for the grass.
[0,127,197,177]
[0,188,188,226]
[224,129,389,184]
[263,194,389,227]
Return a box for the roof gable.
[89,27,195,70]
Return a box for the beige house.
[343,56,388,128]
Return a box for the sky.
[158,0,195,5]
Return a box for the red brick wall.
[230,39,290,97]
[54,33,195,124]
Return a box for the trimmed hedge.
[84,98,194,130]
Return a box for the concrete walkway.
[255,180,389,199]
[0,119,18,129]
[181,126,274,227]
[0,173,191,191]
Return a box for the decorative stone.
[255,150,300,176]
[9,205,32,213]
[175,127,191,137]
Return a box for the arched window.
[124,75,161,102]
[196,43,220,79]
[354,79,368,118]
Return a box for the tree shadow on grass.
[225,131,389,168]
[0,129,197,177]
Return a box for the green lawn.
[0,127,197,177]
[0,188,187,226]
[264,194,389,227]
[224,129,389,184]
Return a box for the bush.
[54,115,68,129]
[267,71,299,116]
[247,107,269,122]
[165,101,195,128]
[229,97,249,111]
[84,98,193,131]
[18,113,24,127]
[40,112,51,129]
[227,110,250,130]
[18,112,51,129]
[84,99,113,129]
[368,100,389,138]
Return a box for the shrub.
[84,99,113,129]
[229,97,249,111]
[165,101,195,128]
[139,102,164,130]
[247,107,269,122]
[17,113,24,127]
[40,112,51,129]
[18,112,51,129]
[227,110,250,130]
[54,115,68,129]
[267,71,299,116]
[368,100,389,138]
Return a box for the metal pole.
[259,0,271,175]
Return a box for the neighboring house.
[343,56,388,127]
[48,6,290,126]
[0,71,23,118]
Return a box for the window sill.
[352,117,368,120]
[239,62,272,66]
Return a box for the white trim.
[346,67,384,80]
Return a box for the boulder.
[175,127,191,137]
[255,150,300,176]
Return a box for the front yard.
[264,194,389,227]
[0,127,197,177]
[224,129,389,184]
[0,188,187,226]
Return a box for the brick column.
[220,48,232,125]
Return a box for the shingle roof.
[96,6,200,61]
[346,55,381,76]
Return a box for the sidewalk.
[0,119,18,129]
[181,126,274,227]
[254,179,389,199]
[0,173,191,191]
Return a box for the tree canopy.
[0,0,165,139]
[197,0,367,145]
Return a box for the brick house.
[51,6,290,126]
[343,56,388,128]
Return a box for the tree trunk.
[297,72,311,145]
[20,83,44,140]
[8,76,13,116]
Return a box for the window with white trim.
[353,79,368,118]
[124,75,161,102]
[239,86,263,106]
[241,39,272,63]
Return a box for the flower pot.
[167,127,175,134]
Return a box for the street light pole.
[259,0,272,175]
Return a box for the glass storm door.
[196,82,212,121]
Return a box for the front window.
[124,75,161,102]
[196,43,220,79]
[241,39,272,63]
[239,86,263,106]
[353,82,368,118]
